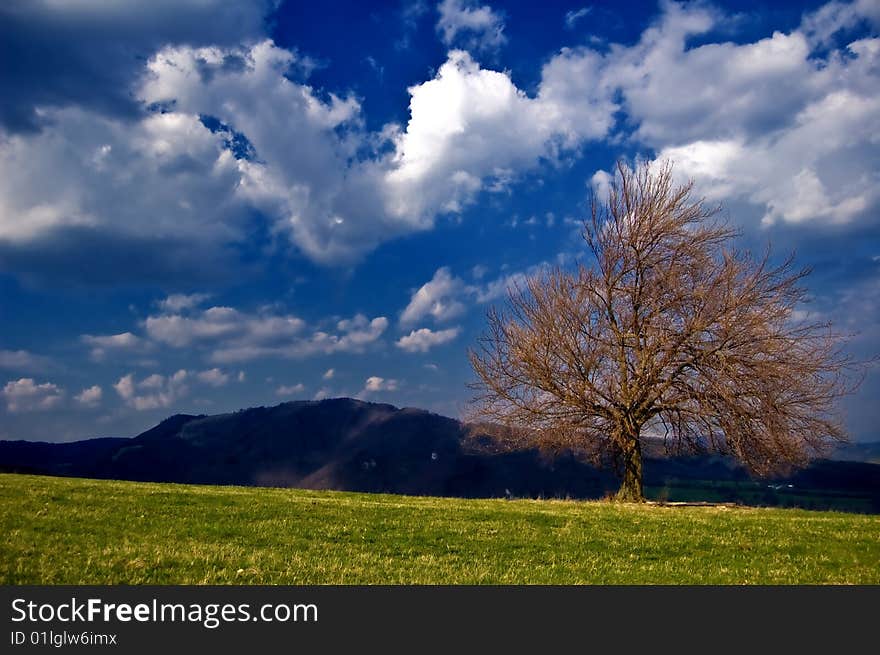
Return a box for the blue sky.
[1,0,878,442]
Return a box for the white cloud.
[81,332,146,360]
[114,370,188,410]
[0,108,248,263]
[3,0,875,282]
[472,261,551,303]
[385,1,880,246]
[590,169,613,204]
[114,374,135,400]
[214,31,599,265]
[136,40,403,265]
[361,376,399,396]
[396,327,461,353]
[237,370,246,382]
[0,349,49,372]
[384,50,616,227]
[322,368,335,380]
[599,2,784,145]
[87,303,387,365]
[2,378,64,413]
[138,374,165,390]
[0,40,384,272]
[2,34,619,274]
[583,1,880,228]
[400,267,467,325]
[653,84,880,226]
[146,307,244,347]
[209,312,388,363]
[158,293,212,313]
[74,385,102,407]
[145,306,305,348]
[314,387,332,400]
[800,0,880,48]
[397,262,555,331]
[532,47,618,146]
[0,0,273,133]
[565,7,592,30]
[436,0,506,52]
[196,368,230,387]
[276,383,306,396]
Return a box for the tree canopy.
[469,161,855,501]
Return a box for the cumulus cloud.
[657,106,880,227]
[384,50,616,227]
[114,370,189,411]
[145,307,279,348]
[139,374,165,390]
[140,40,613,266]
[800,0,880,47]
[74,385,102,407]
[158,293,212,313]
[436,0,506,53]
[0,0,273,133]
[323,368,335,380]
[83,302,388,365]
[586,1,880,228]
[400,267,467,325]
[81,332,147,360]
[137,40,391,264]
[398,262,554,328]
[0,107,249,283]
[361,376,399,396]
[0,40,379,278]
[2,378,63,413]
[3,0,876,284]
[196,368,230,387]
[2,30,619,276]
[276,383,306,396]
[396,327,461,353]
[0,349,50,372]
[209,313,388,363]
[114,374,135,400]
[8,38,618,272]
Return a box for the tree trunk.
[615,434,645,502]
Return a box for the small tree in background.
[468,160,856,502]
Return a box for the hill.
[0,398,615,498]
[1,398,878,512]
[1,473,877,584]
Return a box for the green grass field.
[1,473,877,584]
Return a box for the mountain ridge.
[1,397,878,511]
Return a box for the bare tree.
[468,160,856,502]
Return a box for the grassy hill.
[1,473,877,584]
